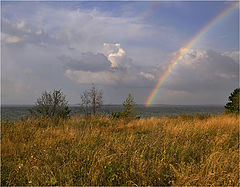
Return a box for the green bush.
[122,93,137,119]
[112,93,137,121]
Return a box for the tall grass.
[1,114,239,186]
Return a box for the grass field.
[1,114,239,186]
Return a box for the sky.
[1,1,239,105]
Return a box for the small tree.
[122,93,137,120]
[90,85,103,115]
[80,85,103,116]
[30,89,71,119]
[224,88,240,114]
[81,90,91,116]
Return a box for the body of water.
[1,104,225,121]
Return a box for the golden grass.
[1,114,239,186]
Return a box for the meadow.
[1,114,239,186]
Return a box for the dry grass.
[1,114,239,186]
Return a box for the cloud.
[102,43,137,71]
[103,43,120,54]
[222,51,239,62]
[64,69,117,85]
[108,47,126,68]
[103,43,126,67]
[140,72,155,80]
[2,18,58,47]
[165,49,239,93]
[16,21,25,29]
[174,48,206,67]
[2,4,166,104]
[63,43,159,88]
[1,2,238,105]
[61,52,111,72]
[5,36,21,44]
[65,68,156,88]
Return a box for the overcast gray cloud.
[164,49,238,95]
[61,52,111,72]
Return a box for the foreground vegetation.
[1,114,239,186]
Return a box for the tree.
[81,90,91,116]
[30,89,71,119]
[80,85,103,116]
[224,88,240,114]
[122,93,137,119]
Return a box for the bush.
[30,89,71,119]
[122,93,137,119]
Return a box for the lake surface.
[1,104,225,122]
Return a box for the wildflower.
[18,163,23,169]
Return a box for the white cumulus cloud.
[103,43,126,68]
[140,72,155,80]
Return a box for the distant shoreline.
[1,104,225,107]
[1,105,225,122]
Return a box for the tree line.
[30,86,239,120]
[30,84,137,120]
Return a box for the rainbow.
[145,2,238,107]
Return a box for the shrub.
[122,93,137,119]
[111,93,137,121]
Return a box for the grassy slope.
[1,114,239,186]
